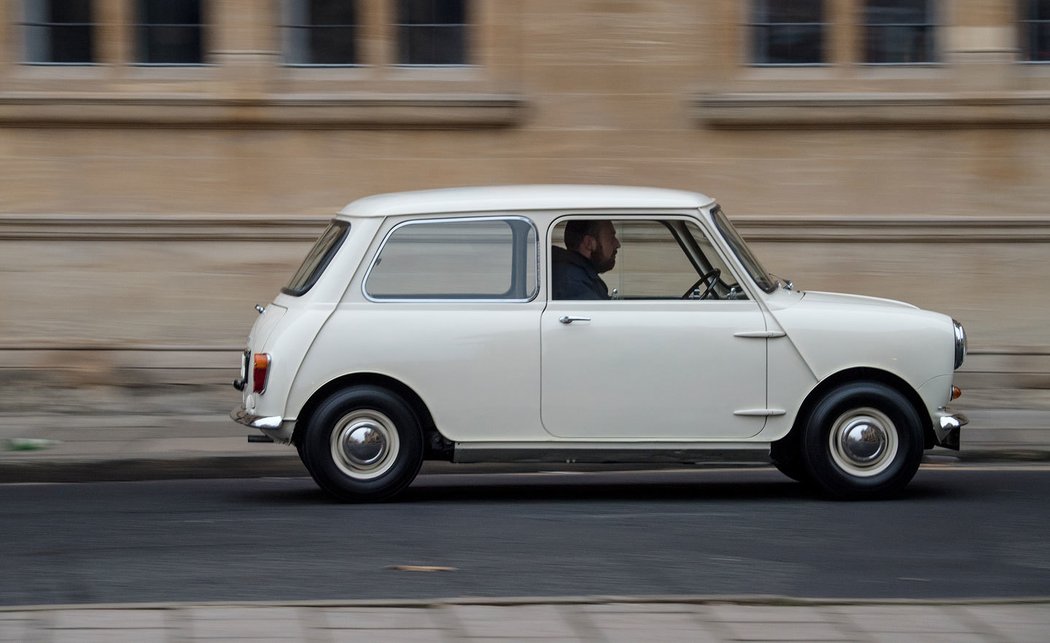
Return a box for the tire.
[801,381,924,500]
[300,386,424,503]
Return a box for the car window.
[551,218,743,300]
[366,217,538,300]
[282,220,350,296]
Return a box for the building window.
[863,0,936,64]
[135,0,204,65]
[283,0,359,66]
[396,0,469,66]
[750,0,826,65]
[23,0,95,64]
[1021,0,1050,61]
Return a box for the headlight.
[953,319,967,370]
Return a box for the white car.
[232,185,967,501]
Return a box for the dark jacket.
[551,246,609,300]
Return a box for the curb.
[3,594,1049,613]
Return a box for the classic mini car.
[232,185,968,501]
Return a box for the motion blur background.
[0,0,1047,428]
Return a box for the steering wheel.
[682,268,721,300]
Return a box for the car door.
[540,216,769,440]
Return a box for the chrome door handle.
[558,315,591,324]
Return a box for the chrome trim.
[255,304,266,314]
[733,408,786,417]
[933,409,968,450]
[559,315,591,324]
[953,319,968,370]
[230,407,283,430]
[733,330,786,338]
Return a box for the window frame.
[861,0,939,66]
[133,0,206,66]
[394,0,471,67]
[748,0,828,67]
[549,215,750,302]
[22,0,97,66]
[1020,0,1050,63]
[281,0,361,67]
[363,216,539,303]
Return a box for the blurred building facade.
[0,0,1048,393]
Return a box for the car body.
[232,185,968,501]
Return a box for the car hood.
[800,290,919,311]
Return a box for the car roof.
[338,185,716,219]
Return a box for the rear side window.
[282,221,350,296]
[365,217,538,300]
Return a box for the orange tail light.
[252,353,271,394]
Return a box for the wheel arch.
[292,373,444,456]
[779,367,935,451]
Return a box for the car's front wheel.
[801,381,924,499]
[300,386,423,502]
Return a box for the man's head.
[564,220,620,273]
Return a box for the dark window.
[863,0,937,64]
[750,0,826,65]
[1021,0,1050,61]
[24,0,95,64]
[135,0,204,64]
[396,0,468,65]
[283,221,350,296]
[283,0,358,65]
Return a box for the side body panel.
[759,290,957,441]
[540,299,769,440]
[289,302,546,442]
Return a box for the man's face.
[589,221,620,273]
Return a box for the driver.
[551,219,620,300]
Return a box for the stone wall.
[0,0,1047,395]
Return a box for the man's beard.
[593,242,616,273]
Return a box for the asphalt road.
[2,465,1049,606]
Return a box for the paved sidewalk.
[2,597,1048,642]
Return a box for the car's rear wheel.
[801,381,924,499]
[300,386,423,502]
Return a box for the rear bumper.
[230,407,294,444]
[933,408,968,450]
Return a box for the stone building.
[0,0,1047,411]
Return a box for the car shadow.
[235,465,962,505]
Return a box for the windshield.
[711,206,776,293]
[282,220,349,296]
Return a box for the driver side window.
[551,218,744,300]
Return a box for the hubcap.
[828,407,898,477]
[330,410,400,480]
[341,425,386,466]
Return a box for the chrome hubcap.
[341,425,386,466]
[829,407,898,477]
[331,410,399,480]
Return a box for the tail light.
[252,353,271,394]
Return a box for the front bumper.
[230,407,294,443]
[933,408,968,450]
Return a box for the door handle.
[558,315,591,324]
